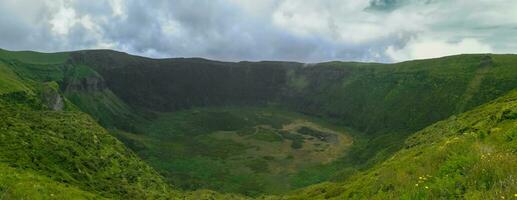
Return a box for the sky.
[0,0,516,63]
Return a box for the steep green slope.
[0,49,138,130]
[0,53,178,198]
[285,90,517,199]
[0,61,31,94]
[290,54,517,136]
[70,52,517,139]
[0,94,176,199]
[69,50,293,111]
[0,163,103,199]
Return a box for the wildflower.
[514,193,517,197]
[415,183,419,186]
[425,186,429,189]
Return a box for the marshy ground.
[113,106,354,195]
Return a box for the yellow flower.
[514,193,517,197]
[425,186,429,189]
[415,183,419,186]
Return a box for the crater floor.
[112,106,354,196]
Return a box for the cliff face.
[70,51,298,111]
[64,75,106,92]
[71,51,517,136]
[69,51,517,136]
[40,84,64,111]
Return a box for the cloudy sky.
[0,0,516,63]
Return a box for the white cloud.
[271,0,431,45]
[0,0,516,62]
[386,38,493,61]
[49,2,77,35]
[108,0,125,17]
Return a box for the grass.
[0,48,69,65]
[284,89,517,199]
[0,61,31,95]
[65,90,138,130]
[0,163,102,199]
[112,106,354,196]
[0,93,176,199]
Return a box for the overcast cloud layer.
[0,0,516,62]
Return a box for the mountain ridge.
[0,48,515,199]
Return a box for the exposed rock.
[41,83,64,111]
[64,74,107,92]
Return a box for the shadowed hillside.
[69,51,517,136]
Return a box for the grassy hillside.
[0,50,178,199]
[0,93,176,199]
[0,48,69,65]
[288,55,516,134]
[0,61,31,95]
[0,163,103,199]
[284,89,517,199]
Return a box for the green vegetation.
[0,48,515,199]
[0,163,102,199]
[113,106,352,196]
[0,94,176,199]
[0,61,31,94]
[0,48,69,65]
[284,90,517,199]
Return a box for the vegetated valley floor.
[112,106,355,196]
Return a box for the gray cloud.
[0,0,516,63]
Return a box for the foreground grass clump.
[285,90,517,199]
[0,163,102,199]
[113,106,353,196]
